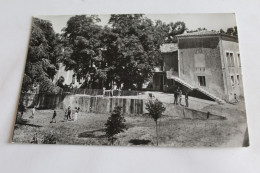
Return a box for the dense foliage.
[61,15,105,89]
[105,106,126,145]
[22,18,62,93]
[22,15,238,93]
[22,15,187,93]
[42,133,57,144]
[61,15,186,90]
[224,26,238,37]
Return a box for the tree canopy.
[219,26,238,36]
[61,15,105,88]
[61,14,186,90]
[22,15,187,93]
[22,17,62,93]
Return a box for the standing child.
[50,110,57,123]
[178,89,182,106]
[67,106,72,120]
[30,106,36,119]
[173,91,177,105]
[173,87,178,105]
[185,92,189,107]
[64,109,67,120]
[74,110,78,121]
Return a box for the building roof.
[160,43,178,53]
[177,30,219,37]
[176,30,238,42]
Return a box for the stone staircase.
[167,76,225,104]
[195,87,225,104]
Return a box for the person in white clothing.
[30,106,36,119]
[74,110,78,121]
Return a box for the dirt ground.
[12,99,248,147]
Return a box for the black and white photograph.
[12,13,249,147]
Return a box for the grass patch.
[12,101,248,147]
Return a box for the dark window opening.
[231,75,234,86]
[230,53,234,66]
[237,75,240,85]
[226,52,235,67]
[237,53,241,67]
[198,76,206,86]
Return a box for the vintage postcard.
[12,14,249,147]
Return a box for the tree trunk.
[155,121,159,146]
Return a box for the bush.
[39,77,60,94]
[105,106,126,145]
[42,133,57,144]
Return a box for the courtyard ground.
[12,98,248,147]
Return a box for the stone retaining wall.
[20,93,224,120]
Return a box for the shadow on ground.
[78,128,106,138]
[129,139,151,145]
[15,123,43,128]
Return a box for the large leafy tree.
[103,15,186,89]
[102,15,164,89]
[61,15,105,88]
[61,14,186,90]
[22,17,62,93]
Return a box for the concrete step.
[168,76,225,104]
[195,87,225,104]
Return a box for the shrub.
[105,106,126,145]
[42,133,57,144]
[145,99,166,146]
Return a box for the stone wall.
[62,95,144,114]
[20,93,224,120]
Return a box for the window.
[226,52,230,66]
[237,75,240,85]
[230,53,234,66]
[237,53,241,67]
[181,52,184,74]
[226,52,235,67]
[231,75,234,86]
[198,76,206,86]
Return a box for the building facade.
[153,31,243,102]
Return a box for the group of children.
[50,106,80,123]
[173,87,189,107]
